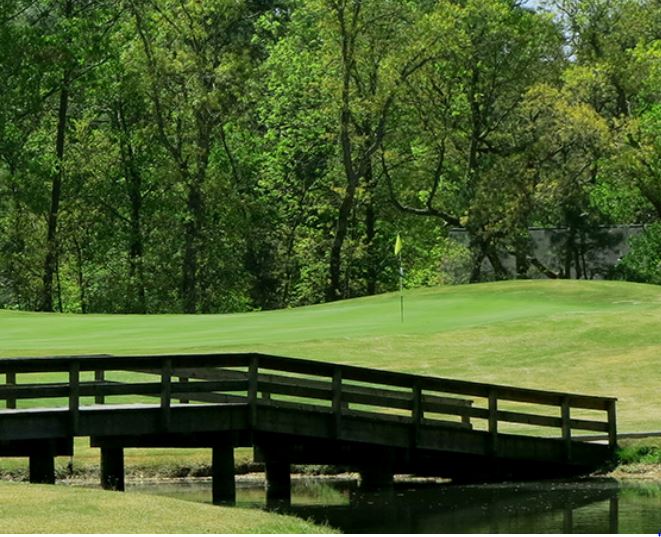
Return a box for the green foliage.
[0,0,659,314]
[612,223,661,284]
[617,444,661,465]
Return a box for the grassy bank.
[0,482,334,533]
[2,280,660,431]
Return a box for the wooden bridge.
[0,353,617,505]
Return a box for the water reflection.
[129,478,661,534]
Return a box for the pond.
[126,477,661,534]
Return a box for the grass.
[0,482,334,533]
[1,279,659,532]
[1,279,660,431]
[618,438,661,465]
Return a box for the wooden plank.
[258,380,332,401]
[175,392,247,405]
[343,408,412,425]
[341,390,412,410]
[607,401,617,448]
[248,356,258,427]
[94,370,105,404]
[332,368,342,438]
[160,358,172,431]
[569,418,609,433]
[462,400,472,428]
[0,353,252,374]
[178,376,189,404]
[69,362,80,434]
[170,380,247,394]
[0,384,70,399]
[251,354,335,378]
[489,389,498,454]
[412,384,422,448]
[497,410,562,429]
[80,382,162,398]
[423,402,489,420]
[255,398,331,415]
[562,397,571,460]
[5,372,16,409]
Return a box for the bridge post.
[561,397,572,461]
[100,447,125,491]
[264,458,291,506]
[212,444,236,505]
[160,358,172,431]
[607,400,617,450]
[488,389,498,455]
[29,443,56,484]
[332,368,342,438]
[5,372,16,409]
[94,370,105,404]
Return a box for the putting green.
[1,279,659,431]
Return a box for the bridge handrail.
[0,352,617,449]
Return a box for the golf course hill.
[1,279,659,432]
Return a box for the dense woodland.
[0,0,659,314]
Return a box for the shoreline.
[2,465,655,488]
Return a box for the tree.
[384,0,563,280]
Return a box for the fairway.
[1,279,660,431]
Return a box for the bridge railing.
[0,353,617,448]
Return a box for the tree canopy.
[0,0,659,313]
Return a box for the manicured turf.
[0,482,334,533]
[1,280,659,431]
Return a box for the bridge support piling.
[29,444,55,484]
[359,449,394,491]
[265,459,291,507]
[101,447,125,491]
[359,466,394,490]
[212,444,236,505]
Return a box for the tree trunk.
[116,102,147,314]
[469,236,486,283]
[40,34,72,312]
[364,159,377,296]
[486,245,508,280]
[327,178,358,302]
[127,170,146,314]
[182,179,203,313]
[563,227,574,279]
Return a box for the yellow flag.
[394,233,402,256]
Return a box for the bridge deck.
[0,352,617,501]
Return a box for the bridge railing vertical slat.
[178,376,189,404]
[160,358,172,430]
[5,372,16,409]
[332,368,342,438]
[69,361,80,434]
[412,384,422,448]
[248,356,258,427]
[607,401,617,449]
[488,388,498,454]
[561,396,571,460]
[94,370,105,405]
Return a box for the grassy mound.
[0,482,334,533]
[1,279,659,430]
